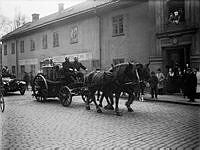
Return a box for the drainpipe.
[16,39,19,78]
[94,9,102,70]
[98,15,102,70]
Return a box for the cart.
[32,57,91,106]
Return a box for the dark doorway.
[163,46,190,72]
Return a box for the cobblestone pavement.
[1,91,200,150]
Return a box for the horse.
[85,62,150,115]
[84,70,114,113]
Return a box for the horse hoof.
[110,105,114,110]
[97,109,102,113]
[86,105,90,110]
[116,111,122,116]
[128,108,134,112]
[104,105,114,110]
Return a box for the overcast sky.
[0,0,86,22]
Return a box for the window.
[70,26,78,44]
[31,65,36,74]
[11,43,15,54]
[53,32,59,47]
[4,45,7,55]
[20,65,25,74]
[20,41,24,53]
[112,15,124,36]
[11,66,16,74]
[42,34,48,49]
[167,0,185,25]
[30,40,35,51]
[92,60,100,68]
[113,58,124,65]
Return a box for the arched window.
[167,0,185,25]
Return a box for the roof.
[1,0,143,41]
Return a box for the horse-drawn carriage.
[32,57,91,106]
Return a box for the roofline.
[1,0,147,42]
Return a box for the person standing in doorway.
[156,68,165,95]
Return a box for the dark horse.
[85,62,150,115]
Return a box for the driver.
[62,57,76,82]
[73,57,87,82]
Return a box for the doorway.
[163,46,190,72]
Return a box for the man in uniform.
[73,57,87,82]
[62,57,76,82]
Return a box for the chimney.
[32,14,40,22]
[58,3,64,14]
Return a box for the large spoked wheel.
[81,89,92,104]
[59,86,72,107]
[32,74,47,102]
[0,95,5,112]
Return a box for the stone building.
[1,0,199,79]
[150,0,200,73]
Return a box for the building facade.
[1,0,199,79]
[150,0,200,73]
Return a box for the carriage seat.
[46,79,64,85]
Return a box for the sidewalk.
[143,93,200,106]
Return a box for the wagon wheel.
[81,88,92,104]
[59,86,72,107]
[32,74,47,102]
[0,95,5,112]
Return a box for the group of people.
[148,64,200,102]
[62,56,87,82]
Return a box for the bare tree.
[0,15,13,37]
[0,8,27,38]
[13,8,27,29]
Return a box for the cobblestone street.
[1,91,200,150]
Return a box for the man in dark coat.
[72,57,87,82]
[185,68,197,102]
[23,72,30,90]
[62,57,76,82]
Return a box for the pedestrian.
[184,68,197,102]
[30,72,34,91]
[166,67,175,93]
[149,71,158,99]
[156,68,165,95]
[23,72,30,91]
[195,67,200,98]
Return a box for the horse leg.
[91,91,102,113]
[85,90,92,110]
[98,92,104,107]
[93,95,102,113]
[115,92,122,116]
[125,93,134,112]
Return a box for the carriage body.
[32,57,90,106]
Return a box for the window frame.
[112,15,124,37]
[53,32,59,47]
[4,44,7,55]
[30,39,35,51]
[113,58,125,65]
[42,34,48,49]
[11,43,15,54]
[30,64,36,74]
[11,66,16,74]
[166,0,185,25]
[20,40,24,53]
